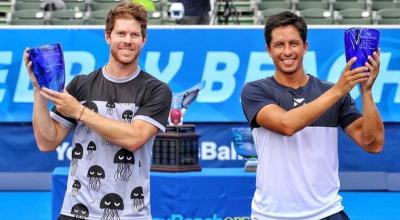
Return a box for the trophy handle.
[181,89,200,109]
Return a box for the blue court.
[2,190,400,220]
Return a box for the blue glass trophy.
[232,127,257,172]
[344,27,379,70]
[29,43,65,92]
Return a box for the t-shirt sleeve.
[339,93,362,129]
[134,82,172,132]
[50,76,79,128]
[241,81,276,129]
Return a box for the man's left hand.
[361,50,380,92]
[40,88,82,120]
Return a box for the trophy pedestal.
[151,124,201,172]
[244,158,258,172]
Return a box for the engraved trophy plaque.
[29,43,65,92]
[151,125,201,172]
[345,27,380,70]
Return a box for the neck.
[273,71,309,89]
[105,60,138,78]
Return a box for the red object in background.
[170,108,182,125]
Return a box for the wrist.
[33,86,41,92]
[77,106,85,121]
[361,91,373,101]
[330,86,345,98]
[362,88,372,93]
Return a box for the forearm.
[79,108,147,152]
[32,90,62,151]
[361,91,384,151]
[280,86,344,135]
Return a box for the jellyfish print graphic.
[71,143,83,176]
[87,165,105,192]
[100,193,124,220]
[106,101,115,115]
[114,148,135,182]
[86,141,96,160]
[122,110,133,123]
[71,180,81,196]
[82,101,98,135]
[101,137,113,147]
[71,203,89,219]
[130,186,144,213]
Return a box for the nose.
[283,44,293,56]
[122,35,133,44]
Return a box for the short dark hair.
[105,2,148,37]
[264,11,307,47]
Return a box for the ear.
[266,44,271,57]
[303,41,308,54]
[105,31,111,44]
[142,36,147,48]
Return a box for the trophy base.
[151,124,202,172]
[151,164,202,172]
[244,159,258,172]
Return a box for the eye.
[73,209,79,213]
[134,193,138,196]
[105,201,111,205]
[126,156,132,160]
[75,152,81,155]
[114,202,120,207]
[81,211,86,214]
[90,171,94,175]
[119,156,124,160]
[131,33,141,38]
[97,172,102,176]
[141,193,144,196]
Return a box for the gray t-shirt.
[52,67,171,219]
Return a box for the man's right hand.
[334,57,370,96]
[23,48,40,89]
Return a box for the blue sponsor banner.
[0,122,247,172]
[1,123,400,172]
[0,26,400,122]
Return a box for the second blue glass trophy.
[344,27,379,70]
[29,43,65,92]
[232,127,258,172]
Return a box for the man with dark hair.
[241,11,384,220]
[24,2,171,219]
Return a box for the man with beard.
[24,2,171,219]
[241,11,384,220]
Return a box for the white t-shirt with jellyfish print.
[51,67,171,220]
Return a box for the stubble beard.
[110,48,141,65]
